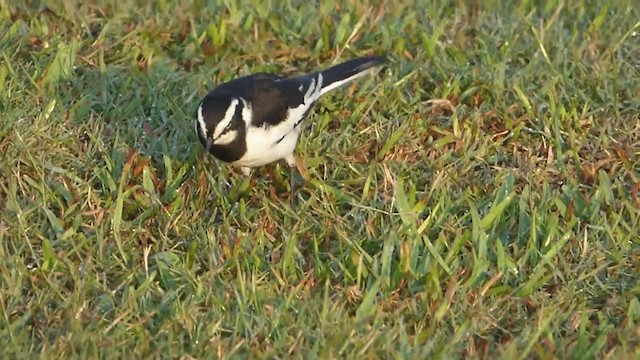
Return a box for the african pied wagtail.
[195,56,385,199]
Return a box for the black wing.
[216,73,315,128]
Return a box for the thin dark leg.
[285,155,297,208]
[291,164,299,208]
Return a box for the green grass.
[1,0,639,358]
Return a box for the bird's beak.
[205,137,213,152]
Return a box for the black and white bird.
[195,55,385,197]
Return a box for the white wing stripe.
[319,69,373,97]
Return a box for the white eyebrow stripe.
[212,98,239,139]
[197,104,207,136]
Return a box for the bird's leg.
[227,166,253,201]
[284,154,297,207]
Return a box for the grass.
[1,0,639,358]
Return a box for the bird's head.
[195,93,245,152]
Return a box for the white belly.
[232,127,301,167]
[232,88,319,168]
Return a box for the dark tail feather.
[317,56,385,96]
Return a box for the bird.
[195,55,385,203]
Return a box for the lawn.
[1,0,639,358]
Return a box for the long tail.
[316,56,385,97]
